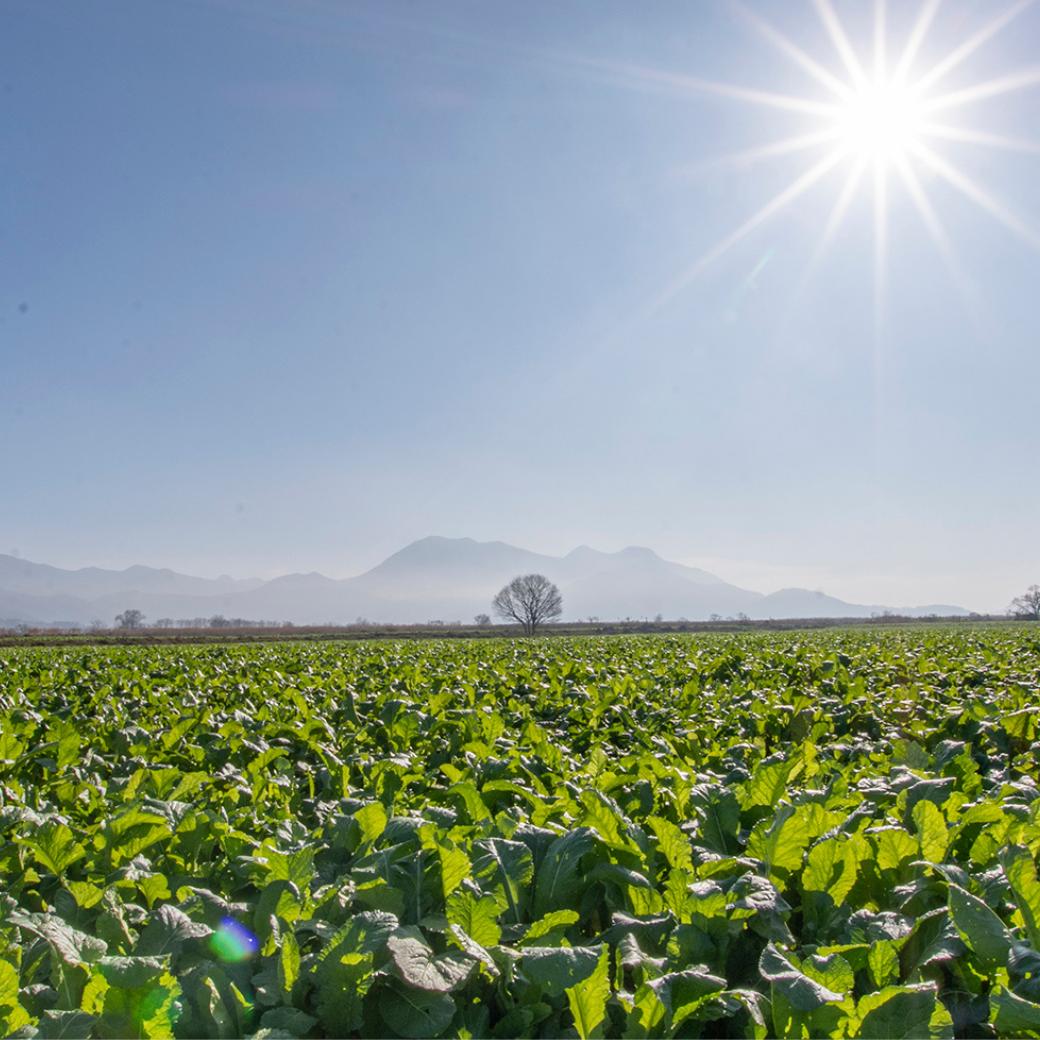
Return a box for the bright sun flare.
[834,80,924,162]
[623,0,1040,313]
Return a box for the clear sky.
[3,1,1038,612]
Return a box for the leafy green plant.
[0,627,1038,1037]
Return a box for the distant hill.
[0,539,971,626]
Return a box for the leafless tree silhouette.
[493,574,562,635]
[1009,585,1040,620]
[114,609,145,629]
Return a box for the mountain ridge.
[0,540,971,626]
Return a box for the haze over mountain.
[0,537,969,627]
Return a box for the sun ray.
[910,141,1040,247]
[893,0,942,85]
[812,0,869,88]
[689,128,841,172]
[733,3,852,99]
[892,154,980,320]
[920,122,1040,154]
[651,150,845,311]
[874,0,887,80]
[871,155,890,468]
[559,55,839,117]
[816,158,868,262]
[922,67,1040,113]
[787,158,868,311]
[872,159,887,337]
[915,0,1036,92]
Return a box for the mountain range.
[0,537,969,627]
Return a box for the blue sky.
[3,1,1038,611]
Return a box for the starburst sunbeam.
[893,154,979,322]
[911,142,1040,248]
[692,128,841,172]
[651,150,844,312]
[914,0,1035,91]
[920,122,1040,154]
[813,0,868,87]
[573,57,839,116]
[734,2,851,99]
[922,67,1040,112]
[893,0,942,85]
[638,0,1040,313]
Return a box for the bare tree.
[474,613,491,626]
[114,609,145,630]
[493,574,562,635]
[1009,585,1040,620]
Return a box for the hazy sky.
[4,1,1039,612]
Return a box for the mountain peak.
[617,545,661,560]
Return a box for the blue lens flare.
[209,916,259,962]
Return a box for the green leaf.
[648,815,692,873]
[566,945,610,1040]
[803,837,860,904]
[948,883,1012,972]
[874,827,918,873]
[0,960,21,1008]
[912,801,949,864]
[96,966,181,1040]
[692,786,741,854]
[991,985,1040,1037]
[378,981,455,1039]
[9,910,108,966]
[35,1010,98,1039]
[279,929,300,996]
[625,982,667,1039]
[435,842,471,899]
[743,759,791,810]
[759,944,844,1010]
[101,808,172,865]
[647,967,728,1030]
[135,904,211,956]
[473,838,533,924]
[856,983,953,1039]
[901,908,965,979]
[315,951,372,1035]
[387,935,473,993]
[533,828,597,918]
[446,890,502,948]
[1002,846,1040,951]
[799,952,855,997]
[258,1006,319,1035]
[354,801,388,844]
[98,956,172,989]
[746,804,812,874]
[519,909,579,946]
[0,960,30,1035]
[30,821,86,875]
[447,781,492,824]
[868,941,901,988]
[521,945,602,998]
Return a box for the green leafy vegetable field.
[2,628,1040,1038]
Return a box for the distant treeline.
[0,612,1018,647]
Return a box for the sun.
[612,0,1040,312]
[833,79,925,163]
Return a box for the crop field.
[1,629,1040,1039]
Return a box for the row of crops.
[1,628,1039,1038]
